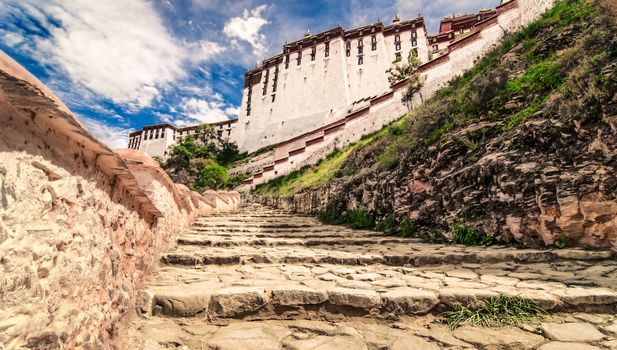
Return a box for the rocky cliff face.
[0,52,240,349]
[257,0,617,249]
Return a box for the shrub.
[399,219,418,237]
[554,234,569,249]
[340,209,375,230]
[318,209,341,225]
[195,163,228,191]
[451,223,494,246]
[375,215,398,232]
[224,172,250,190]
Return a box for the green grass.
[254,122,394,196]
[438,295,549,330]
[502,97,548,130]
[451,223,494,246]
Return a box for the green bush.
[195,163,228,191]
[554,234,569,249]
[340,209,375,230]
[318,209,340,225]
[451,223,494,246]
[375,215,398,232]
[398,219,418,237]
[224,172,250,190]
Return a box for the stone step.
[160,244,613,267]
[129,315,617,350]
[137,261,617,320]
[184,229,382,239]
[198,213,312,219]
[176,234,418,247]
[192,222,318,229]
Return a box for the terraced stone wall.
[0,51,240,349]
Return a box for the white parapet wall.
[231,0,556,190]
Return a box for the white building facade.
[127,119,237,158]
[232,16,430,153]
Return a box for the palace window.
[345,41,351,57]
[371,35,377,51]
[297,50,302,65]
[412,39,417,47]
[262,69,269,95]
[395,42,401,51]
[395,52,402,61]
[271,94,276,103]
[357,39,363,55]
[325,41,330,57]
[395,34,401,43]
[358,56,363,65]
[311,46,316,61]
[246,82,253,116]
[262,69,270,96]
[432,44,439,52]
[272,66,279,92]
[412,31,417,38]
[285,54,290,69]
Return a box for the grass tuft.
[451,223,494,246]
[438,295,549,330]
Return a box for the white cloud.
[179,97,237,124]
[190,40,226,62]
[78,115,131,149]
[7,0,226,111]
[224,5,269,57]
[1,31,24,47]
[27,0,185,110]
[225,106,240,117]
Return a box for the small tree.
[195,163,228,191]
[387,50,425,110]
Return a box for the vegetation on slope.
[161,124,249,192]
[253,126,393,196]
[254,0,617,246]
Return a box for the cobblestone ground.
[128,204,617,349]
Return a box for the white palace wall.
[232,0,556,190]
[234,19,430,153]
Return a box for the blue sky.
[0,0,498,148]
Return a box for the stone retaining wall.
[0,51,240,349]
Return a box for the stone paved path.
[128,203,617,349]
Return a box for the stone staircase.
[128,203,617,349]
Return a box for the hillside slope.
[255,0,617,249]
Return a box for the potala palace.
[128,0,555,188]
